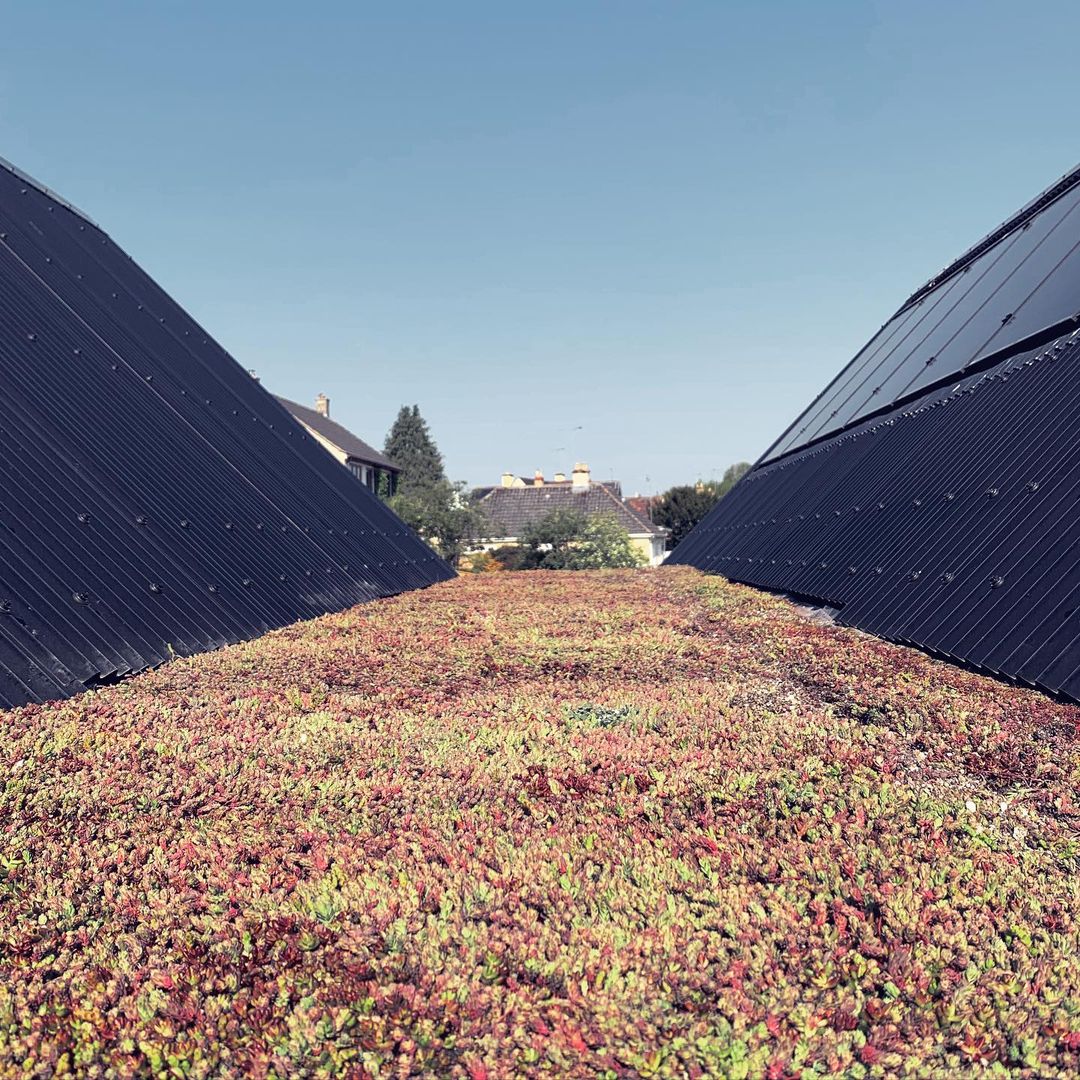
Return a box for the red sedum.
[1,568,1079,1077]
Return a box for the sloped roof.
[476,482,664,539]
[763,161,1080,463]
[671,161,1080,702]
[473,478,624,499]
[0,159,452,708]
[276,396,397,471]
[625,495,657,518]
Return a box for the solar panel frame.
[673,313,1080,699]
[762,164,1080,464]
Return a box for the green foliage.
[654,461,751,549]
[383,405,445,495]
[572,514,646,569]
[519,507,588,568]
[518,510,645,570]
[717,460,752,493]
[459,550,501,573]
[564,703,640,728]
[489,545,527,571]
[382,406,479,563]
[388,479,482,565]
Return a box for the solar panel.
[0,160,453,708]
[672,162,1080,701]
[765,166,1080,461]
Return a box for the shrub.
[520,510,644,570]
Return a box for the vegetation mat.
[2,568,1079,1078]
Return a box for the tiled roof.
[475,482,665,539]
[276,397,398,471]
[625,495,658,518]
[473,479,624,499]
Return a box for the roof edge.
[0,156,101,230]
[759,322,1080,470]
[593,480,666,535]
[895,159,1080,316]
[476,480,666,537]
[275,395,399,471]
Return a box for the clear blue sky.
[2,1,1077,493]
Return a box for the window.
[348,462,376,489]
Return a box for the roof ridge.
[475,481,664,537]
[593,480,663,534]
[896,158,1080,316]
[0,156,100,229]
[275,395,396,470]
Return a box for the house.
[0,156,451,708]
[625,494,661,523]
[473,463,667,566]
[670,158,1080,701]
[276,393,400,494]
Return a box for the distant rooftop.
[276,394,397,471]
[474,464,663,538]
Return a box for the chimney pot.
[534,470,544,487]
[315,393,330,417]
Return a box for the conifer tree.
[384,405,445,495]
[381,405,481,564]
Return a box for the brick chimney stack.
[315,393,330,418]
[501,472,515,488]
[553,471,567,483]
[571,463,590,491]
[534,470,545,487]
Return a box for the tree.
[460,550,504,573]
[653,461,751,550]
[518,510,645,570]
[388,479,482,566]
[652,485,718,550]
[716,461,751,496]
[519,508,587,569]
[381,405,481,564]
[489,545,527,571]
[570,515,646,569]
[383,405,445,495]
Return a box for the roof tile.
[476,482,665,539]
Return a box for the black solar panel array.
[0,160,453,708]
[671,164,1080,700]
[766,163,1080,462]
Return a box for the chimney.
[553,471,567,483]
[501,472,515,488]
[315,393,330,418]
[571,462,590,491]
[534,470,545,487]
